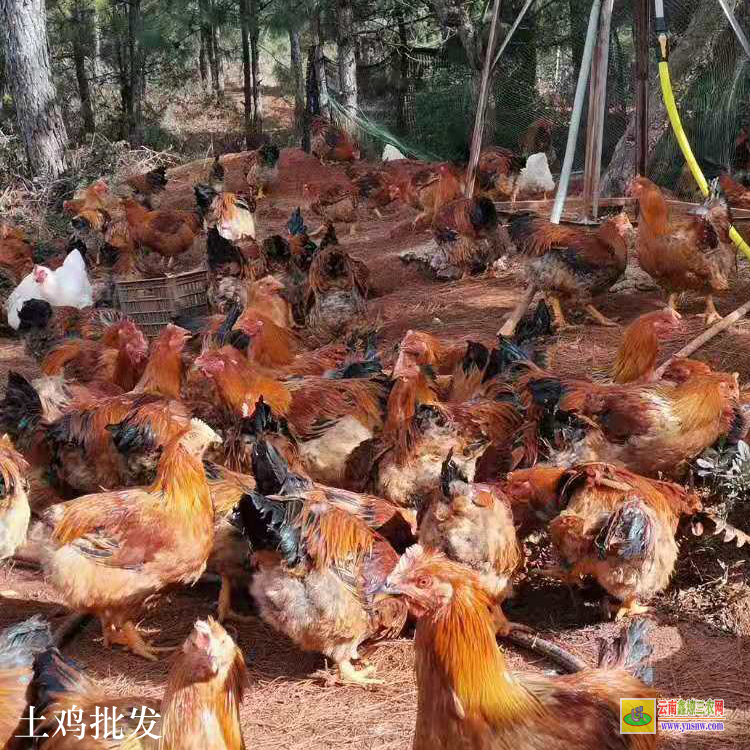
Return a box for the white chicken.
[6,250,92,330]
[517,152,555,196]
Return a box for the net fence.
[320,0,750,197]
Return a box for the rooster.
[238,451,407,686]
[718,172,750,209]
[519,117,558,168]
[0,222,34,311]
[38,420,220,660]
[378,545,658,750]
[120,164,169,208]
[245,142,280,198]
[629,176,735,325]
[0,616,52,748]
[397,163,464,230]
[476,146,526,202]
[305,223,370,339]
[33,618,246,749]
[346,165,401,218]
[311,116,360,164]
[507,211,632,329]
[427,196,499,279]
[419,452,521,634]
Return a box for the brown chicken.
[34,618,246,749]
[718,172,750,208]
[196,184,257,242]
[303,182,358,230]
[508,211,633,329]
[537,463,702,619]
[346,166,401,217]
[429,197,500,279]
[305,224,370,338]
[475,146,526,202]
[397,163,464,230]
[418,452,521,634]
[194,346,386,486]
[0,616,52,748]
[245,142,280,198]
[0,434,31,561]
[239,461,408,686]
[311,116,360,164]
[62,179,119,216]
[520,117,556,165]
[246,275,295,328]
[0,222,34,301]
[121,198,202,268]
[121,164,169,208]
[393,329,472,376]
[41,318,149,391]
[39,419,220,660]
[733,127,750,171]
[629,176,735,325]
[378,545,658,750]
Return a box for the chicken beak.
[372,582,400,602]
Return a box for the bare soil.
[2,147,749,749]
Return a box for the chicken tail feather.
[0,371,44,441]
[597,618,654,686]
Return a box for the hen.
[303,182,358,230]
[39,419,220,660]
[0,434,31,561]
[418,452,521,634]
[397,163,464,230]
[629,176,735,325]
[238,463,408,686]
[507,211,632,329]
[245,142,281,198]
[0,222,34,310]
[121,164,169,208]
[34,618,246,750]
[378,545,658,750]
[311,116,360,164]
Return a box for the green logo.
[623,706,653,727]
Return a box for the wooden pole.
[582,0,614,219]
[634,0,650,178]
[463,0,503,198]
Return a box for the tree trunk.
[336,0,357,133]
[199,35,208,86]
[72,1,95,135]
[239,0,252,144]
[248,0,262,137]
[0,0,68,177]
[601,0,736,195]
[311,4,330,118]
[215,24,225,93]
[127,0,143,145]
[209,0,224,100]
[91,1,101,80]
[396,9,410,133]
[289,26,305,140]
[198,0,213,91]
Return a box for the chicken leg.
[217,576,256,624]
[338,659,384,687]
[547,295,569,330]
[608,597,650,621]
[701,295,723,326]
[585,304,619,327]
[105,620,176,662]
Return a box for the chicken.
[303,182,358,229]
[39,419,220,660]
[41,318,149,391]
[418,452,521,634]
[507,211,632,329]
[733,126,750,172]
[245,142,280,198]
[475,146,526,202]
[718,172,750,209]
[428,196,499,279]
[196,184,256,242]
[6,249,93,330]
[0,434,31,561]
[34,618,246,750]
[397,163,464,230]
[194,346,387,486]
[121,198,201,268]
[0,616,52,748]
[62,179,119,216]
[541,463,702,620]
[246,275,295,329]
[393,329,473,376]
[305,223,370,339]
[378,544,658,750]
[346,165,401,217]
[629,176,736,325]
[520,117,557,166]
[311,116,360,164]
[121,164,169,208]
[238,474,407,685]
[210,154,226,191]
[0,222,34,309]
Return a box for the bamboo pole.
[634,0,650,177]
[653,299,750,380]
[463,0,503,198]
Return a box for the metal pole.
[550,0,602,224]
[717,0,750,61]
[464,0,504,198]
[634,0,650,178]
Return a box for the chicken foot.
[701,295,723,326]
[103,620,177,662]
[217,576,256,624]
[338,659,384,687]
[605,597,650,621]
[585,304,619,327]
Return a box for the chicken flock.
[0,116,749,750]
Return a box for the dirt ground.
[2,148,750,749]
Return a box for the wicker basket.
[114,267,209,338]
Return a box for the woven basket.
[114,267,209,338]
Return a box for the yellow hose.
[657,59,750,259]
